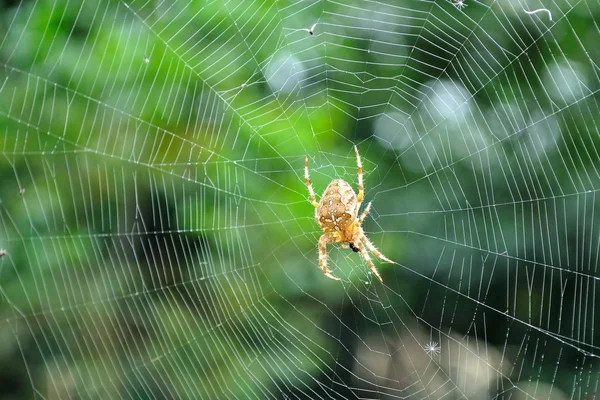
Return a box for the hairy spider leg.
[357,202,372,224]
[360,229,394,264]
[354,146,364,209]
[304,155,320,214]
[356,242,383,283]
[318,232,341,281]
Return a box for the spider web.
[0,0,599,398]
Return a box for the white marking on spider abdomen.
[318,179,357,232]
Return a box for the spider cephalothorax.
[304,146,393,282]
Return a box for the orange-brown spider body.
[304,146,393,283]
[317,179,357,239]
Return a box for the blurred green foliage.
[1,0,600,398]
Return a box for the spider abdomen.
[317,179,357,232]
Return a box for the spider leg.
[354,145,364,209]
[355,242,383,283]
[304,155,319,209]
[318,232,341,281]
[360,229,394,264]
[357,202,372,224]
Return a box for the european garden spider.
[304,146,393,283]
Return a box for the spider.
[304,146,393,283]
[452,0,467,9]
[424,341,441,356]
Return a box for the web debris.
[523,8,552,20]
[302,23,317,35]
